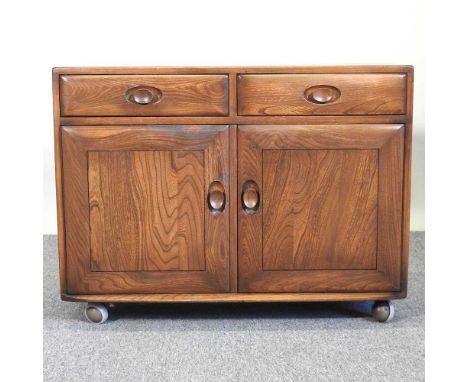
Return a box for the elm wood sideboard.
[53,66,413,323]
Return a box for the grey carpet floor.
[43,232,424,382]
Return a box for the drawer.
[237,74,406,116]
[60,75,229,116]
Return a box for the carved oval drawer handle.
[241,180,260,215]
[304,85,341,104]
[126,86,162,105]
[207,181,226,215]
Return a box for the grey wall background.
[42,2,424,233]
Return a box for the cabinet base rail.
[63,292,405,304]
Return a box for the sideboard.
[53,66,413,323]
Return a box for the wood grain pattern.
[262,149,378,270]
[60,115,410,126]
[229,125,238,291]
[52,70,67,293]
[400,68,414,296]
[228,73,237,116]
[377,122,404,289]
[53,66,414,75]
[88,150,205,272]
[238,74,406,116]
[62,291,406,303]
[52,66,414,303]
[60,75,228,116]
[62,125,230,294]
[238,124,404,293]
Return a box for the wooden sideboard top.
[53,65,413,74]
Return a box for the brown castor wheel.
[372,300,395,322]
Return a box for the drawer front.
[60,75,229,116]
[238,74,406,116]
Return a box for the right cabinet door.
[238,124,404,293]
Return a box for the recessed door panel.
[262,149,378,271]
[88,150,205,272]
[238,124,404,293]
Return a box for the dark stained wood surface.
[228,125,238,291]
[62,125,230,294]
[238,74,406,116]
[53,66,414,75]
[52,70,67,293]
[52,66,414,303]
[60,75,229,116]
[238,124,404,293]
[60,115,410,126]
[400,69,414,296]
[62,291,406,303]
[262,149,378,270]
[88,150,205,272]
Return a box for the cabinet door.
[62,125,230,294]
[238,124,404,293]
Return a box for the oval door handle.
[241,180,260,214]
[126,86,162,105]
[304,85,341,104]
[207,181,226,215]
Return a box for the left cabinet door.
[61,125,230,294]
